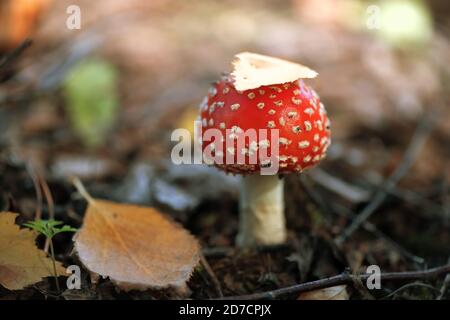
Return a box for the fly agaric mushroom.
[199,52,331,247]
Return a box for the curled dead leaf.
[231,52,318,91]
[73,180,201,292]
[298,285,349,300]
[0,212,65,290]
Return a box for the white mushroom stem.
[236,174,286,247]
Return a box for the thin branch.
[301,175,424,265]
[437,257,450,300]
[26,162,42,221]
[335,113,436,245]
[382,282,440,300]
[200,255,223,298]
[39,175,55,220]
[219,264,450,300]
[332,202,425,265]
[0,39,32,70]
[39,174,55,253]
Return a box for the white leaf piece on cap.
[231,52,318,91]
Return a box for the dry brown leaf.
[298,285,349,300]
[73,183,200,291]
[0,212,66,290]
[231,52,318,91]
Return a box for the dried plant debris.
[298,285,349,300]
[0,212,65,290]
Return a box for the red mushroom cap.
[199,75,331,174]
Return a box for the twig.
[332,202,425,265]
[335,113,436,245]
[0,39,32,70]
[200,255,223,298]
[219,264,450,300]
[39,174,55,253]
[202,246,235,258]
[362,179,445,220]
[381,282,440,300]
[301,174,424,265]
[26,162,42,221]
[438,257,450,300]
[39,175,55,220]
[307,169,370,203]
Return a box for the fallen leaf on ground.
[298,285,349,300]
[73,180,201,291]
[0,212,65,290]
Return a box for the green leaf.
[62,59,119,148]
[23,219,77,239]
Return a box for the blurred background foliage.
[0,0,449,299]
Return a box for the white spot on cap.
[304,121,312,131]
[230,103,240,111]
[314,134,320,142]
[259,139,270,148]
[270,86,282,93]
[249,141,258,152]
[229,126,243,139]
[274,100,283,107]
[298,141,310,149]
[209,87,217,97]
[287,111,298,118]
[209,103,215,114]
[208,118,214,126]
[292,126,301,133]
[219,122,226,129]
[241,147,249,155]
[304,108,314,116]
[257,102,265,109]
[268,109,276,115]
[303,155,312,163]
[279,117,286,126]
[315,120,323,131]
[222,87,230,94]
[259,89,265,95]
[248,92,256,99]
[200,97,208,110]
[267,121,276,128]
[291,97,301,105]
[279,137,291,146]
[231,126,243,133]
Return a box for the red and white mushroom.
[199,52,331,247]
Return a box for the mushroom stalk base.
[236,175,286,247]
